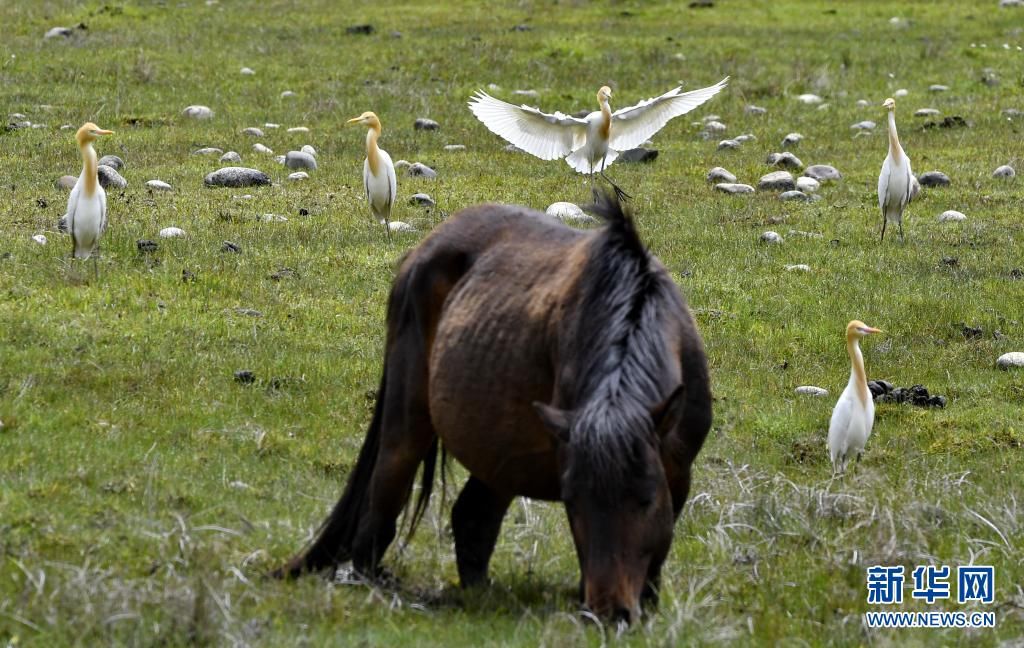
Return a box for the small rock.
[785,264,810,272]
[781,133,804,148]
[221,241,241,253]
[285,150,318,170]
[856,99,870,107]
[850,120,876,130]
[512,89,540,98]
[717,139,741,150]
[286,126,309,133]
[32,234,47,245]
[234,370,257,384]
[704,120,727,133]
[760,231,784,244]
[261,214,287,222]
[707,167,736,183]
[996,352,1024,369]
[914,108,941,117]
[97,165,127,189]
[796,176,820,193]
[941,256,959,267]
[929,84,950,92]
[795,386,828,396]
[937,210,966,222]
[758,171,796,192]
[407,162,437,178]
[962,324,984,340]
[918,171,951,187]
[253,143,273,155]
[301,145,317,157]
[204,167,272,188]
[803,165,842,182]
[159,227,186,238]
[182,105,214,120]
[137,239,158,253]
[734,133,757,143]
[713,183,755,195]
[269,267,296,281]
[546,202,592,223]
[97,155,124,171]
[414,118,440,131]
[193,147,223,156]
[745,105,767,115]
[346,24,375,35]
[288,172,309,181]
[779,190,812,202]
[264,122,280,129]
[274,155,286,165]
[443,144,466,151]
[409,193,435,207]
[894,88,909,98]
[57,215,68,232]
[44,26,73,40]
[146,180,172,192]
[240,67,255,75]
[56,175,77,191]
[280,90,297,99]
[394,159,412,170]
[504,144,526,154]
[993,165,1015,179]
[389,221,417,233]
[620,148,658,163]
[220,151,241,163]
[797,94,823,105]
[767,152,803,170]
[242,127,264,137]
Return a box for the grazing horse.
[276,191,712,624]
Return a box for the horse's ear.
[651,385,686,438]
[533,401,571,444]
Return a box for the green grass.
[2,0,1024,645]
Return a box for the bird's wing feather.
[362,158,371,201]
[877,158,890,214]
[827,390,855,461]
[381,149,396,220]
[468,91,587,160]
[609,77,729,151]
[99,186,108,236]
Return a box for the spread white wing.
[468,91,587,160]
[609,77,729,151]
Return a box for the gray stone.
[389,221,417,233]
[407,162,437,178]
[242,127,264,137]
[803,165,842,182]
[146,180,172,191]
[513,89,540,98]
[796,176,820,193]
[714,183,755,195]
[993,165,1015,179]
[856,99,870,107]
[414,118,440,131]
[281,90,297,98]
[1001,108,1023,119]
[760,231,784,244]
[287,172,309,182]
[704,120,727,133]
[394,159,412,170]
[918,171,951,187]
[253,143,273,155]
[97,155,124,171]
[32,234,47,246]
[285,150,318,170]
[301,145,317,157]
[240,67,255,75]
[851,120,876,130]
[273,155,286,165]
[193,147,223,156]
[758,171,796,191]
[797,93,823,104]
[620,148,658,163]
[261,214,288,222]
[785,264,811,272]
[795,386,828,396]
[782,132,804,148]
[929,84,950,92]
[56,175,77,190]
[546,202,590,222]
[914,108,941,117]
[182,105,214,120]
[779,190,812,202]
[767,152,803,170]
[264,122,280,129]
[410,193,435,207]
[286,126,309,133]
[97,165,127,189]
[204,167,272,188]
[745,105,767,115]
[707,167,736,183]
[894,88,909,97]
[159,227,186,238]
[443,144,466,151]
[220,151,241,163]
[44,26,73,40]
[937,210,966,222]
[996,352,1024,368]
[717,139,741,150]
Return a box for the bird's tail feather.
[566,149,619,174]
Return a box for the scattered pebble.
[389,221,417,233]
[993,165,1015,179]
[795,386,828,396]
[713,183,755,195]
[273,155,286,165]
[937,210,966,222]
[767,152,803,170]
[760,231,784,244]
[781,133,803,148]
[758,171,796,191]
[929,84,950,92]
[56,175,77,190]
[32,234,47,246]
[409,193,435,207]
[796,94,823,104]
[803,165,842,182]
[286,126,309,133]
[204,167,272,188]
[745,105,767,115]
[785,264,811,272]
[193,147,223,156]
[513,89,540,98]
[996,352,1024,369]
[443,144,466,151]
[546,202,595,223]
[242,127,264,137]
[894,88,909,97]
[394,159,412,170]
[407,162,437,178]
[159,227,186,238]
[779,190,813,202]
[855,99,870,107]
[146,180,172,191]
[97,165,127,189]
[918,171,951,187]
[707,167,736,183]
[734,133,757,143]
[44,26,73,40]
[97,155,124,171]
[281,90,297,99]
[264,122,280,129]
[220,151,241,163]
[137,239,158,253]
[414,118,440,131]
[301,145,317,157]
[253,143,274,155]
[620,148,658,163]
[796,176,820,193]
[182,105,214,120]
[717,139,741,150]
[914,108,940,117]
[221,241,241,253]
[261,214,288,222]
[240,67,255,75]
[850,120,876,131]
[288,172,309,181]
[704,120,727,133]
[285,150,318,170]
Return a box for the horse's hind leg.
[452,476,512,587]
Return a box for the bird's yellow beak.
[863,326,883,335]
[96,129,114,136]
[346,117,362,126]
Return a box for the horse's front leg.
[452,476,513,587]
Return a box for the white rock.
[264,122,280,129]
[782,132,804,147]
[717,139,741,150]
[937,210,966,222]
[734,133,757,143]
[32,234,47,245]
[43,26,73,40]
[220,151,241,163]
[193,147,223,156]
[817,103,830,111]
[856,99,870,107]
[240,67,255,75]
[914,108,941,117]
[707,167,737,183]
[929,84,950,92]
[760,231,784,244]
[894,88,909,97]
[713,183,755,195]
[288,172,309,181]
[274,155,286,164]
[261,214,288,222]
[253,143,273,155]
[287,126,310,133]
[997,352,1024,368]
[281,90,297,98]
[993,165,1015,179]
[159,227,186,238]
[146,180,173,191]
[797,94,823,104]
[182,105,214,120]
[512,89,539,98]
[394,159,412,170]
[745,105,767,115]
[851,120,876,130]
[704,120,727,133]
[796,176,820,193]
[546,202,588,221]
[301,145,317,157]
[785,264,811,272]
[242,127,264,137]
[443,144,467,151]
[795,385,828,396]
[389,221,417,233]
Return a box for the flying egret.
[468,78,729,199]
[878,97,914,242]
[347,111,396,242]
[828,320,883,475]
[65,122,114,279]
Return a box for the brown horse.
[276,191,712,624]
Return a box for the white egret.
[347,111,396,242]
[828,320,883,475]
[878,97,914,241]
[468,78,729,199]
[65,122,114,279]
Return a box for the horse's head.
[534,385,687,624]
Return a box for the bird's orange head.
[347,111,381,131]
[597,86,612,104]
[75,122,114,147]
[846,320,883,340]
[882,97,896,111]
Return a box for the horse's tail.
[273,369,388,578]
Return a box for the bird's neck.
[365,126,382,176]
[599,100,611,140]
[846,336,870,405]
[887,110,903,162]
[81,142,98,197]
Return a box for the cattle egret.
[65,122,114,279]
[878,98,914,241]
[347,111,397,242]
[468,78,729,199]
[828,320,883,475]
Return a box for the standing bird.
[828,320,883,475]
[468,78,729,200]
[878,97,914,242]
[66,122,114,278]
[347,111,396,242]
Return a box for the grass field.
[2,0,1024,645]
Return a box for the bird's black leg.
[879,219,887,242]
[383,216,393,244]
[599,171,632,202]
